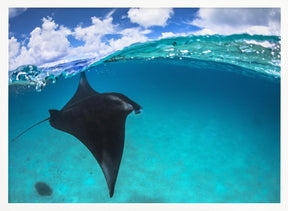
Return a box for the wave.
[9,34,280,91]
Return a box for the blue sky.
[8,8,280,70]
[9,8,200,48]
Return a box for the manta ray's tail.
[10,117,50,142]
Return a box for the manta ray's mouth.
[134,108,142,114]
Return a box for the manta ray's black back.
[48,71,142,197]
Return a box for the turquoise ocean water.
[8,34,280,203]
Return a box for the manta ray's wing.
[62,72,98,110]
[49,100,130,197]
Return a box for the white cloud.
[73,16,115,43]
[128,8,174,28]
[69,15,117,60]
[9,17,71,70]
[9,37,20,58]
[160,32,189,39]
[191,8,280,35]
[71,16,151,61]
[9,8,27,19]
[9,13,153,70]
[109,28,151,51]
[27,17,71,61]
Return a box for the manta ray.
[11,71,142,197]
